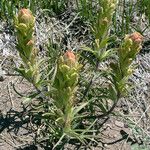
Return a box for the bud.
[70,73,78,83]
[58,56,64,64]
[18,8,35,25]
[110,3,116,10]
[17,23,27,33]
[124,37,133,47]
[26,40,34,57]
[27,40,34,47]
[102,17,109,26]
[128,32,143,44]
[60,65,70,73]
[64,50,76,65]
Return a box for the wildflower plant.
[82,0,118,63]
[13,3,143,149]
[14,9,40,86]
[81,0,143,118]
[110,32,143,95]
[52,51,82,132]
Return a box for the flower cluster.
[53,50,82,130]
[92,0,117,40]
[110,32,143,94]
[18,9,34,25]
[53,51,81,106]
[119,32,143,72]
[14,9,39,85]
[15,8,36,63]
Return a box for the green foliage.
[76,0,150,37]
[1,0,150,40]
[0,0,68,21]
[112,0,150,36]
[137,0,150,24]
[82,0,117,64]
[76,0,94,21]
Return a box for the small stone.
[104,144,108,148]
[113,134,117,138]
[115,120,124,128]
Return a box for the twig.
[12,82,24,97]
[0,134,16,148]
[4,73,21,76]
[7,82,14,108]
[64,13,79,31]
[83,93,120,120]
[52,133,66,150]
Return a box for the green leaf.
[52,133,66,150]
[108,84,117,101]
[97,101,107,113]
[81,46,95,54]
[98,37,109,49]
[98,48,116,61]
[73,101,90,116]
[65,130,86,144]
[81,119,97,135]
